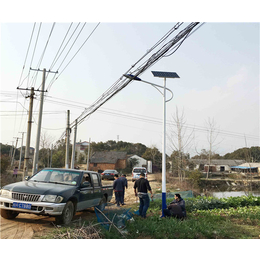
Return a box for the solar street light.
[123,71,180,217]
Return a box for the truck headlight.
[0,189,11,198]
[42,195,63,203]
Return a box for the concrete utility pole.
[65,110,70,169]
[18,132,25,170]
[86,138,91,170]
[24,87,35,177]
[50,144,53,168]
[11,137,20,166]
[71,119,77,169]
[9,141,14,161]
[32,68,46,174]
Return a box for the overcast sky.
[0,3,259,158]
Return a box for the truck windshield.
[30,169,80,186]
[134,169,146,173]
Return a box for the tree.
[205,118,221,179]
[51,139,72,168]
[168,107,194,181]
[142,145,162,171]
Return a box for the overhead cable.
[59,22,200,141]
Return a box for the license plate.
[12,202,32,209]
[105,173,110,175]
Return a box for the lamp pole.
[162,77,167,212]
[123,71,179,216]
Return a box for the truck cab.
[0,168,113,225]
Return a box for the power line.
[47,22,100,91]
[57,22,200,140]
[17,23,36,89]
[38,94,259,141]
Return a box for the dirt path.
[0,175,160,239]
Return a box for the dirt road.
[0,175,161,239]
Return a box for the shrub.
[1,154,10,173]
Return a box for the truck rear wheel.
[98,195,107,211]
[0,209,19,219]
[55,201,74,225]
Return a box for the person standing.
[119,174,128,205]
[134,172,153,218]
[113,174,124,207]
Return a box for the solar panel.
[151,71,180,78]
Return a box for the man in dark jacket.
[119,174,128,205]
[163,193,186,219]
[113,174,124,206]
[134,173,153,218]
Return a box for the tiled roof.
[90,151,127,163]
[189,159,246,166]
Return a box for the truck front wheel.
[55,201,74,225]
[0,209,19,219]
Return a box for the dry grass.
[52,222,103,239]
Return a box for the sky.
[0,3,259,159]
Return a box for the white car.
[132,167,147,182]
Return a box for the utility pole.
[9,141,14,161]
[11,137,20,166]
[32,68,46,174]
[65,110,71,169]
[18,132,25,170]
[50,144,53,168]
[24,68,57,174]
[87,138,91,170]
[23,87,35,176]
[71,119,77,169]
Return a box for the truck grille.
[12,192,41,202]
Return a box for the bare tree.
[205,118,221,179]
[168,107,194,181]
[40,131,55,167]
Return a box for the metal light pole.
[123,71,179,216]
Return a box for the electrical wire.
[17,23,36,90]
[47,22,100,91]
[27,23,42,89]
[34,95,259,141]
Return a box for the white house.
[75,141,89,162]
[128,155,147,168]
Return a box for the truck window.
[82,173,92,187]
[91,173,99,187]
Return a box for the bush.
[1,154,10,173]
[184,195,260,212]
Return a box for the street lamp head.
[123,74,142,81]
[151,71,180,79]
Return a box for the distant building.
[89,151,127,173]
[75,141,89,162]
[128,155,147,168]
[231,162,260,175]
[189,159,246,173]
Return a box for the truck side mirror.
[24,176,30,181]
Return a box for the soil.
[0,174,162,239]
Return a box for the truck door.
[77,173,95,211]
[91,173,103,205]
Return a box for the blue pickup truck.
[0,168,113,225]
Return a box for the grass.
[100,196,260,239]
[42,196,260,239]
[100,206,260,239]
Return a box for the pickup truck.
[0,168,113,225]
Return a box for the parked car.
[101,169,119,180]
[132,167,147,182]
[0,168,113,225]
